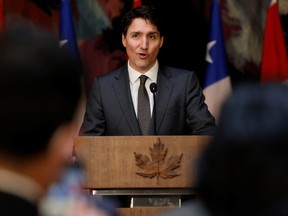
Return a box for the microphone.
[150,83,157,94]
[150,83,157,135]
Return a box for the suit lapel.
[155,67,174,133]
[112,66,141,135]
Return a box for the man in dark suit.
[80,5,216,136]
[0,23,82,215]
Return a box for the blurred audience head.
[0,22,82,190]
[196,83,288,216]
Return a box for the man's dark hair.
[121,5,165,37]
[0,23,82,157]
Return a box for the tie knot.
[139,75,148,85]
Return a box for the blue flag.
[59,0,82,69]
[60,0,85,154]
[203,0,232,122]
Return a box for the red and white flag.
[260,0,288,83]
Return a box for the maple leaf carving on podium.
[134,138,183,179]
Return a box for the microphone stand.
[150,83,157,135]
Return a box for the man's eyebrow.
[129,31,141,34]
[128,31,160,36]
[149,31,159,34]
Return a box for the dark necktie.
[138,75,152,135]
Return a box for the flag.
[133,0,142,8]
[60,0,84,159]
[260,0,288,83]
[0,0,5,31]
[203,0,232,123]
[59,0,81,69]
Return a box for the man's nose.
[140,37,148,49]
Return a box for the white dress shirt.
[128,61,158,117]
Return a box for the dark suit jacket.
[80,64,216,136]
[0,191,38,216]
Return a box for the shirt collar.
[128,60,158,84]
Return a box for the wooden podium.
[74,136,212,216]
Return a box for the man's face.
[122,18,164,73]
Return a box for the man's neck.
[0,167,43,204]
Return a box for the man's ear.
[122,34,126,47]
[160,36,164,48]
[48,122,77,163]
[35,121,78,190]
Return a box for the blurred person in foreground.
[0,23,82,215]
[157,83,288,216]
[196,83,288,216]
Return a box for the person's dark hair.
[196,83,288,216]
[0,23,82,158]
[121,5,164,37]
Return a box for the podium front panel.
[74,136,211,189]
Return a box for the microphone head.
[150,83,157,93]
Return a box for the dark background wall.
[4,0,288,88]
